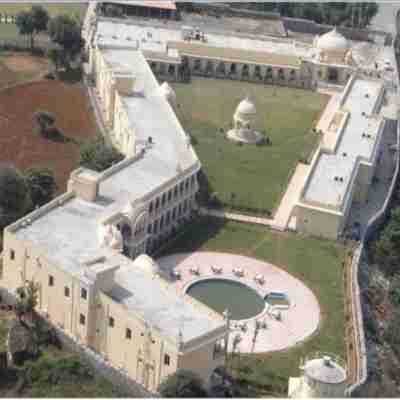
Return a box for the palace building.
[0,1,398,394]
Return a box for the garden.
[172,77,329,216]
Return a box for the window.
[147,224,152,234]
[164,354,170,366]
[10,250,15,260]
[64,287,70,297]
[80,314,86,325]
[81,288,88,300]
[48,275,54,287]
[126,328,132,339]
[109,317,115,328]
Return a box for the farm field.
[0,79,98,191]
[0,3,87,20]
[0,52,51,87]
[158,217,346,396]
[172,77,329,216]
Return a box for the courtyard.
[158,251,321,353]
[172,77,329,215]
[0,79,98,191]
[157,217,346,393]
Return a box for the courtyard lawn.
[158,218,346,396]
[172,78,329,215]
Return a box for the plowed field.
[0,80,97,191]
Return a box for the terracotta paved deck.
[157,252,320,354]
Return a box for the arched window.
[149,201,154,214]
[121,223,132,240]
[168,64,175,76]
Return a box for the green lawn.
[158,218,346,396]
[0,3,87,20]
[172,78,328,215]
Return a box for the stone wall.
[0,287,156,398]
[346,24,400,396]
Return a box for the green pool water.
[186,278,265,320]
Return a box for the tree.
[48,15,84,70]
[47,48,64,73]
[158,370,208,398]
[79,137,124,172]
[16,11,35,49]
[34,110,55,137]
[0,165,31,229]
[15,281,39,323]
[372,207,400,276]
[25,167,57,208]
[16,6,49,50]
[104,4,124,18]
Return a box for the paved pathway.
[157,251,320,354]
[273,163,310,229]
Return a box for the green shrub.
[79,137,124,172]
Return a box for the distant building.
[100,1,178,20]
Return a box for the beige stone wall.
[178,340,225,385]
[1,229,93,345]
[96,293,180,392]
[295,204,342,240]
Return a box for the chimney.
[67,168,102,202]
[114,74,136,96]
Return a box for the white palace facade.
[0,1,398,394]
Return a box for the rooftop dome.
[316,28,349,54]
[236,97,257,115]
[133,254,160,275]
[98,224,123,252]
[158,82,176,104]
[303,356,346,384]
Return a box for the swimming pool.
[186,278,265,320]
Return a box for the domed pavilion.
[226,97,263,144]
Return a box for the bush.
[79,137,124,172]
[25,167,57,209]
[0,164,32,229]
[158,369,208,398]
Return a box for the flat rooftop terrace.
[14,194,224,343]
[303,77,383,209]
[96,20,308,61]
[168,40,300,66]
[98,48,198,204]
[109,254,225,343]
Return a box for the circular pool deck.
[157,251,320,354]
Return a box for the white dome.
[316,28,349,53]
[158,82,176,104]
[133,254,160,275]
[236,97,256,115]
[98,225,123,253]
